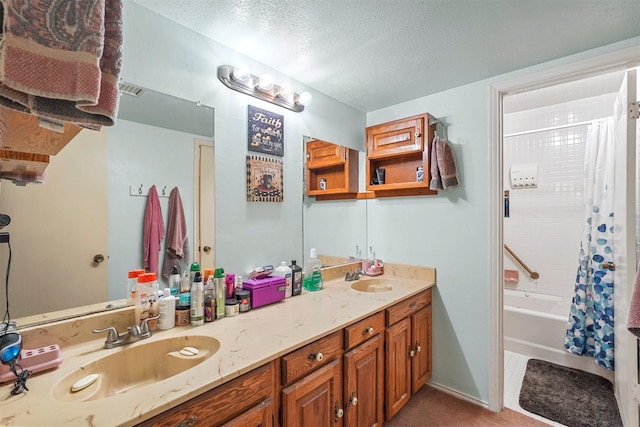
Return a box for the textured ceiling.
[131,0,640,112]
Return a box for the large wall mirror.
[0,87,214,328]
[302,135,368,265]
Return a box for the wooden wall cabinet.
[365,113,436,197]
[306,138,359,200]
[384,289,433,421]
[0,106,82,177]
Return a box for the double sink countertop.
[0,262,435,426]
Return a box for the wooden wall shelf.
[366,113,436,198]
[306,138,359,200]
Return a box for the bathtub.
[503,289,614,380]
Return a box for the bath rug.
[519,359,622,427]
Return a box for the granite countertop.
[0,263,435,426]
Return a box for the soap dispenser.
[303,248,323,292]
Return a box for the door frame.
[193,138,215,267]
[488,46,640,412]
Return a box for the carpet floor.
[519,359,622,427]
[385,385,549,426]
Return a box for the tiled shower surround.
[503,92,617,297]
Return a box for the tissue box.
[242,276,286,309]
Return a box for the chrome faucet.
[93,314,160,349]
[345,269,366,281]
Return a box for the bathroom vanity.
[0,263,435,426]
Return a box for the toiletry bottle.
[169,266,181,296]
[190,272,204,326]
[180,270,191,293]
[127,269,146,305]
[290,260,302,296]
[214,268,226,319]
[303,249,323,292]
[234,275,244,296]
[204,275,215,322]
[274,262,293,298]
[225,273,235,299]
[158,288,176,330]
[190,261,201,285]
[135,273,159,329]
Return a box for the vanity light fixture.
[217,64,312,113]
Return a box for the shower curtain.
[565,117,616,371]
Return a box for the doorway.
[489,47,639,426]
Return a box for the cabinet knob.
[335,402,344,421]
[346,390,358,410]
[175,416,198,427]
[351,396,358,406]
[415,130,421,138]
[417,345,422,353]
[363,326,374,335]
[409,349,415,358]
[308,352,324,362]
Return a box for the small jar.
[175,304,190,326]
[236,290,251,312]
[225,298,239,317]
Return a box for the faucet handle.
[92,326,120,343]
[140,314,161,337]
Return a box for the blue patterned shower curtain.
[565,117,616,371]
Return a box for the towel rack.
[503,244,540,279]
[428,113,448,140]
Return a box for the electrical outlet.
[0,232,8,243]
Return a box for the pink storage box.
[242,276,286,309]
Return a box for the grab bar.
[503,244,540,279]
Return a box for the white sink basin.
[53,335,219,402]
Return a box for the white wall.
[121,3,365,275]
[503,93,617,297]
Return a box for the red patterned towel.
[0,0,123,128]
[429,136,459,190]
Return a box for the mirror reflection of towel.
[627,267,640,339]
[143,185,165,276]
[162,187,190,279]
[429,136,459,190]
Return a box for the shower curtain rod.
[504,120,593,138]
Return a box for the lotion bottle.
[158,288,176,330]
[273,262,293,298]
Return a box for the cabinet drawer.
[136,362,273,426]
[282,330,343,386]
[386,289,432,326]
[344,311,385,350]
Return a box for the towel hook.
[161,186,167,196]
[138,184,143,195]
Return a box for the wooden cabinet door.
[282,359,344,427]
[344,334,384,427]
[307,139,346,168]
[385,318,412,421]
[411,305,432,394]
[221,398,273,427]
[366,114,427,159]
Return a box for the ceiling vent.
[118,82,145,97]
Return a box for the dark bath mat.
[519,359,622,427]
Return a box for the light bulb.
[257,74,274,91]
[232,64,250,82]
[297,92,312,106]
[278,84,294,100]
